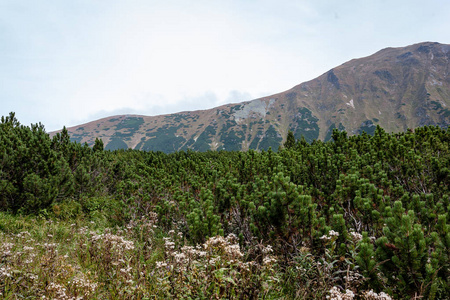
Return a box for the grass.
[0,212,395,299]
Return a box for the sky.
[1,0,450,131]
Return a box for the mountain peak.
[52,42,450,152]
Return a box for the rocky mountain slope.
[54,42,450,152]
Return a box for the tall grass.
[0,212,393,299]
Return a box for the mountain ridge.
[52,42,450,152]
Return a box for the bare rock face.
[52,42,450,152]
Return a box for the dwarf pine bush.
[1,114,449,298]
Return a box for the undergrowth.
[1,212,398,299]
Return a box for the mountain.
[54,42,450,152]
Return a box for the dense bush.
[0,112,449,298]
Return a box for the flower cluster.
[344,270,364,285]
[349,230,363,243]
[329,230,340,237]
[154,233,279,298]
[362,289,393,300]
[1,242,14,259]
[0,265,12,279]
[69,274,98,297]
[327,286,355,300]
[89,231,135,251]
[320,230,340,241]
[46,282,70,300]
[163,237,175,251]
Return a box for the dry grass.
[0,212,393,299]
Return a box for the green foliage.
[142,125,186,153]
[284,130,296,149]
[115,116,144,131]
[189,125,217,151]
[291,107,320,143]
[1,112,450,298]
[93,138,104,152]
[105,138,128,150]
[358,120,376,135]
[356,232,377,283]
[258,125,282,151]
[0,113,74,213]
[219,120,244,151]
[376,201,430,297]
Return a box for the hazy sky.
[2,0,450,131]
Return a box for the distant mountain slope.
[53,42,450,152]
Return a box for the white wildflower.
[320,235,331,241]
[226,233,238,243]
[263,256,277,265]
[163,238,175,250]
[0,266,12,278]
[197,251,207,257]
[345,270,363,283]
[120,266,132,274]
[156,261,167,268]
[47,282,68,299]
[208,256,219,266]
[349,231,363,242]
[326,286,355,300]
[262,245,273,254]
[328,230,339,237]
[204,236,227,248]
[225,244,243,258]
[362,289,393,300]
[173,252,187,263]
[43,243,57,250]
